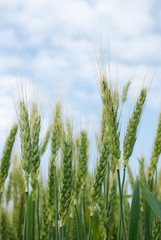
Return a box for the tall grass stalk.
[32,201,35,240]
[117,169,126,240]
[26,191,29,240]
[48,102,62,235]
[36,180,40,240]
[83,187,87,240]
[60,226,62,240]
[23,204,27,240]
[54,165,59,240]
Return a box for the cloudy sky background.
[0,0,161,179]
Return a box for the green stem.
[26,191,29,240]
[117,167,126,240]
[140,212,143,240]
[48,221,51,240]
[83,187,87,240]
[54,165,59,240]
[36,180,40,240]
[117,169,126,240]
[23,199,27,240]
[60,226,62,240]
[52,226,55,239]
[122,168,126,193]
[75,204,80,240]
[117,217,121,240]
[88,215,93,240]
[106,160,110,238]
[32,200,35,240]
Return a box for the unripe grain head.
[19,101,33,189]
[91,130,109,208]
[123,88,147,166]
[59,122,73,226]
[0,123,18,193]
[30,103,41,200]
[149,112,161,181]
[100,75,121,164]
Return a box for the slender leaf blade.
[138,180,161,221]
[128,180,140,240]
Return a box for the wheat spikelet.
[152,217,161,240]
[19,101,33,189]
[30,103,41,201]
[71,130,88,205]
[121,81,131,105]
[6,172,13,205]
[48,102,62,224]
[100,75,120,164]
[59,122,73,227]
[42,188,49,239]
[98,194,107,240]
[0,123,18,193]
[40,125,51,156]
[0,209,18,240]
[91,130,109,208]
[107,176,117,238]
[124,199,130,236]
[113,87,119,114]
[149,112,161,181]
[123,88,147,166]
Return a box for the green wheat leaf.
[128,180,140,240]
[138,179,161,221]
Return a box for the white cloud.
[0,0,160,172]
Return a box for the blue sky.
[0,0,161,179]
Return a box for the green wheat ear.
[6,172,12,205]
[40,125,51,156]
[48,102,62,223]
[19,101,33,189]
[0,123,18,193]
[72,130,88,200]
[91,129,109,208]
[10,155,25,239]
[121,81,131,105]
[98,194,107,240]
[149,112,161,181]
[30,103,41,201]
[59,121,73,227]
[100,75,120,165]
[123,88,147,167]
[113,87,119,114]
[152,216,161,239]
[1,209,18,240]
[107,176,117,238]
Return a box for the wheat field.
[0,73,161,240]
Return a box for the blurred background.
[0,0,161,178]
